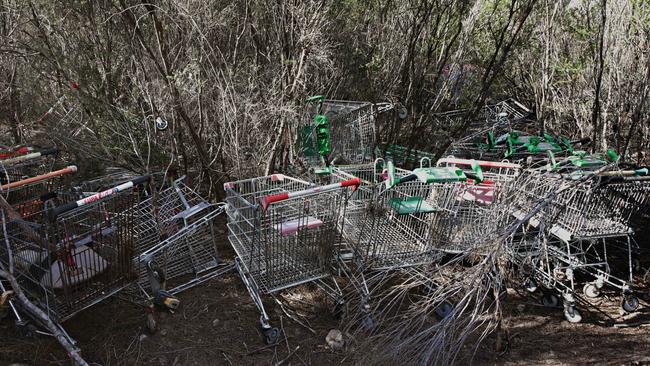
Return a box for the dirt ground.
[3,272,650,366]
[2,227,650,366]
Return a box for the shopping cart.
[432,158,521,254]
[0,148,59,182]
[0,176,149,323]
[126,178,231,312]
[336,159,469,269]
[225,174,359,343]
[506,166,650,322]
[1,166,78,221]
[300,97,393,174]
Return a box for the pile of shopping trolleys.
[2,98,649,365]
[0,145,231,358]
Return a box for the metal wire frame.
[225,174,346,293]
[504,170,650,320]
[375,144,437,168]
[510,169,648,240]
[430,158,521,254]
[225,174,355,342]
[0,183,144,322]
[0,154,58,186]
[301,100,393,169]
[1,173,79,223]
[334,163,463,270]
[325,101,377,165]
[125,179,229,302]
[507,226,638,313]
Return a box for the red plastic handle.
[340,177,361,191]
[261,192,289,211]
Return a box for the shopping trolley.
[339,160,467,269]
[1,166,78,221]
[300,97,393,175]
[126,178,231,312]
[0,148,59,183]
[506,166,650,322]
[432,157,521,254]
[225,174,359,343]
[0,176,149,324]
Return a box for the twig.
[275,346,300,366]
[273,296,317,335]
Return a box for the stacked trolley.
[225,174,359,343]
[0,176,149,342]
[432,157,521,254]
[507,162,650,322]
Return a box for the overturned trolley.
[126,178,231,313]
[225,174,359,343]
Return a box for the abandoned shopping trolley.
[125,178,232,316]
[0,176,149,328]
[225,174,359,344]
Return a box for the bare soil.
[3,274,650,366]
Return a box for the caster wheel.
[583,283,600,299]
[435,301,454,319]
[362,314,375,331]
[564,307,582,323]
[263,327,280,345]
[146,314,157,334]
[622,296,639,312]
[542,294,559,308]
[16,320,37,338]
[525,278,537,293]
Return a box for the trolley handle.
[1,165,77,191]
[48,175,151,221]
[39,148,59,157]
[260,177,361,211]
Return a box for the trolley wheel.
[333,301,347,319]
[563,307,582,323]
[363,314,375,331]
[435,301,454,319]
[263,327,280,345]
[146,313,157,334]
[16,320,37,338]
[633,258,642,272]
[147,262,166,284]
[541,294,560,308]
[583,283,600,299]
[525,278,537,293]
[622,296,639,313]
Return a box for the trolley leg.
[235,258,279,344]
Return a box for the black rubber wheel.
[16,320,36,338]
[525,278,537,293]
[622,296,639,312]
[542,294,559,308]
[263,327,280,345]
[435,301,454,319]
